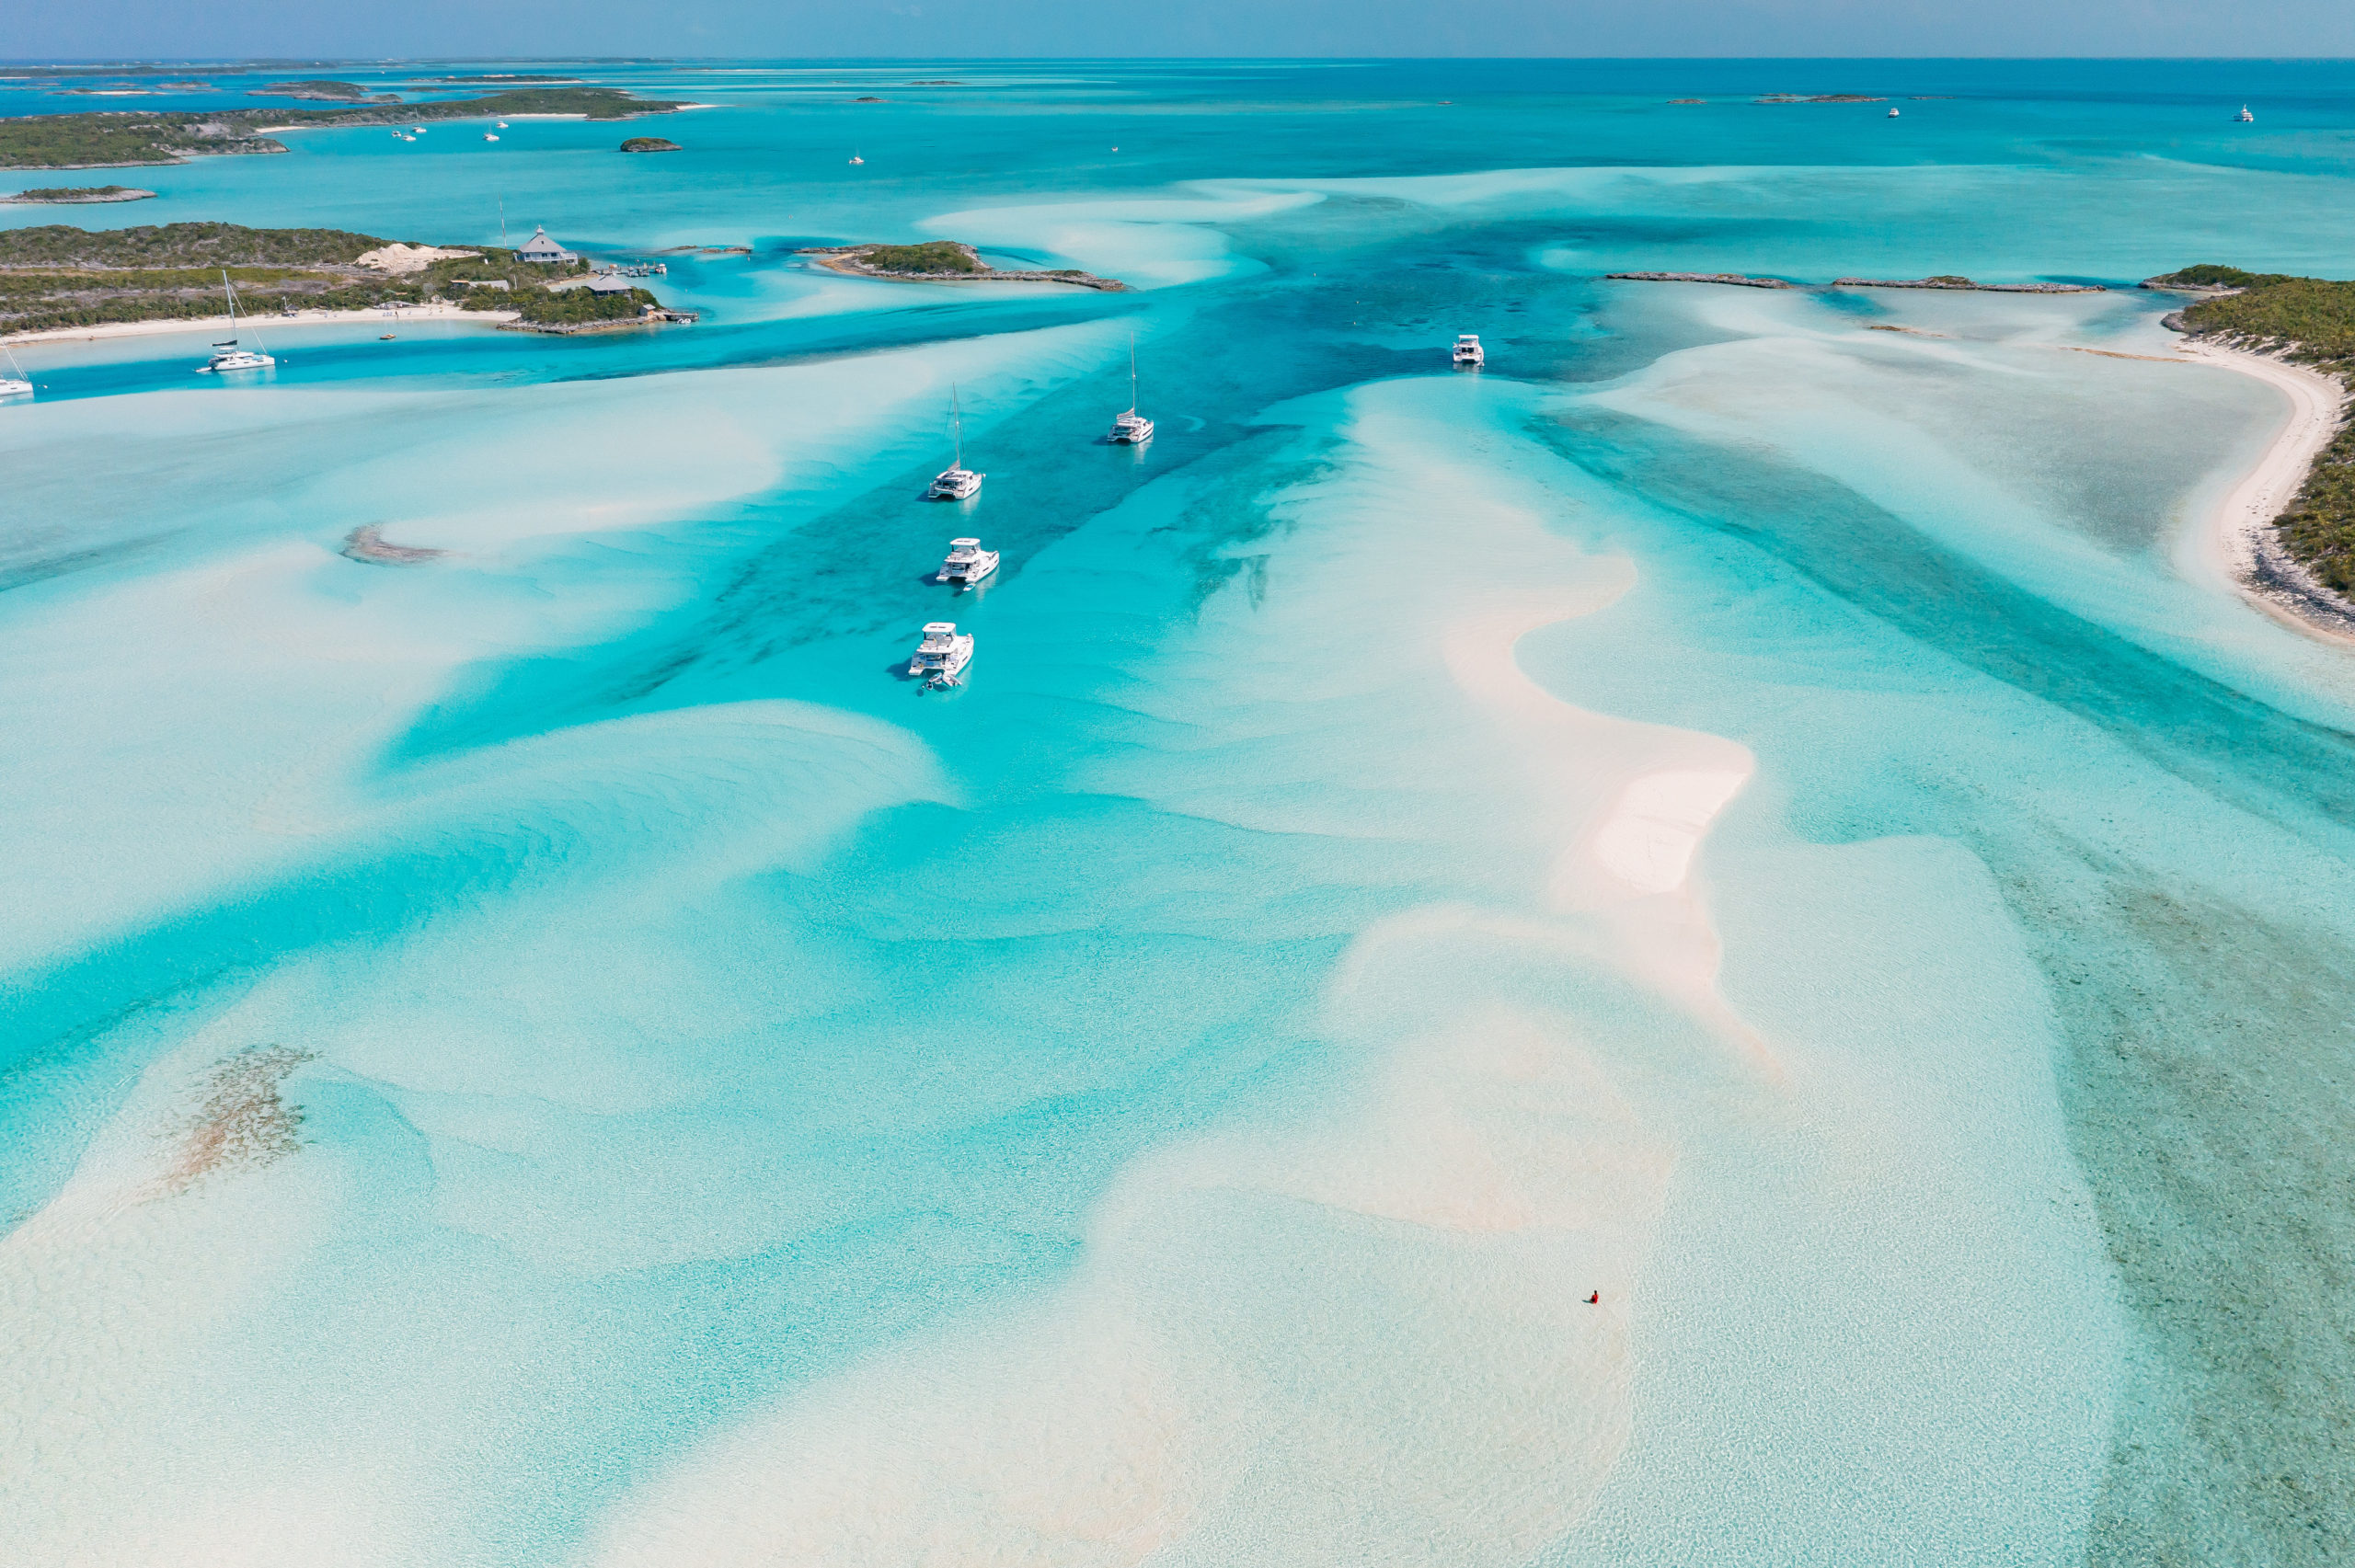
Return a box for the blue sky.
[9,0,2354,62]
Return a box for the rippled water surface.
[6,58,2355,1568]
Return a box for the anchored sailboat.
[0,344,32,399]
[199,270,275,373]
[928,386,983,499]
[1109,331,1154,444]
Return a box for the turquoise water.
[6,59,2355,1567]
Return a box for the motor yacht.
[908,622,975,686]
[198,271,275,372]
[1109,330,1154,443]
[1886,108,1900,119]
[0,345,31,398]
[929,385,983,499]
[937,537,1000,588]
[1453,333,1485,366]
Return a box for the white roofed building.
[514,225,578,264]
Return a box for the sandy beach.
[2174,338,2354,644]
[2,302,519,347]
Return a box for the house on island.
[587,273,636,298]
[514,225,578,264]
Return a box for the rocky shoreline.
[1606,271,1798,289]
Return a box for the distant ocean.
[5,58,2355,1568]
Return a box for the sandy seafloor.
[6,58,2355,1568]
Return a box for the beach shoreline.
[2,302,518,347]
[2174,338,2355,646]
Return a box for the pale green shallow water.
[3,59,2353,1568]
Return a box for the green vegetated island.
[0,223,679,338]
[2153,265,2355,602]
[1609,270,2104,293]
[1,184,155,204]
[0,86,684,168]
[247,80,401,102]
[620,137,681,153]
[799,240,1129,291]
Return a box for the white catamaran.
[0,344,31,399]
[200,270,276,373]
[928,386,983,499]
[1109,331,1154,444]
[1453,333,1485,367]
[908,622,975,686]
[936,537,1000,588]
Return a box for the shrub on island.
[856,241,983,274]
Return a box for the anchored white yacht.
[937,537,1000,587]
[929,386,983,499]
[1109,331,1153,443]
[1886,108,1900,118]
[2236,105,2255,122]
[908,622,975,686]
[482,132,500,142]
[1453,333,1484,366]
[0,345,31,398]
[849,151,866,165]
[199,270,275,373]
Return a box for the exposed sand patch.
[354,243,482,275]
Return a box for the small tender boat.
[1109,330,1153,444]
[1453,332,1484,366]
[908,622,975,686]
[198,270,275,373]
[2236,105,2255,122]
[0,344,32,398]
[928,385,983,499]
[937,537,1000,587]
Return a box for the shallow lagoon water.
[6,59,2355,1567]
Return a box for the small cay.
[799,240,1129,291]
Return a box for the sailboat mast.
[952,385,963,470]
[1129,330,1138,413]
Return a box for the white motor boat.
[929,385,983,499]
[0,345,31,398]
[937,537,1000,587]
[908,622,975,686]
[198,270,275,373]
[495,120,510,129]
[1886,108,1900,119]
[1453,333,1485,366]
[1109,329,1153,443]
